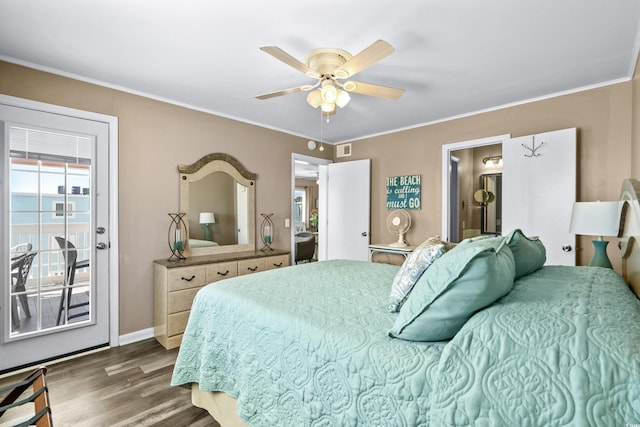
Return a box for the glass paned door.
[1,101,111,372]
[9,127,93,334]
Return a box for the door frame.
[448,155,460,242]
[441,134,510,241]
[0,94,119,347]
[291,153,332,265]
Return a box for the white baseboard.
[118,327,154,346]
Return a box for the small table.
[368,244,415,261]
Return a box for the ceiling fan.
[255,40,405,115]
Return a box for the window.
[53,201,75,218]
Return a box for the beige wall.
[342,80,635,271]
[0,61,332,335]
[1,57,638,336]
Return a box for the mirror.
[479,173,502,234]
[179,153,256,256]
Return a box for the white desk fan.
[386,209,411,247]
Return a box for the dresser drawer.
[206,261,238,283]
[264,254,290,270]
[238,258,266,275]
[168,288,200,314]
[167,266,206,291]
[168,311,190,336]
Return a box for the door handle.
[96,242,107,250]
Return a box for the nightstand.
[368,244,415,262]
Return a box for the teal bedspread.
[430,266,640,426]
[172,260,444,426]
[171,261,640,426]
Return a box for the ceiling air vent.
[336,143,352,158]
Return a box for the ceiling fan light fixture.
[321,83,337,103]
[306,90,322,108]
[335,89,351,108]
[320,102,335,113]
[257,41,403,116]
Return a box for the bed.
[171,179,640,426]
[188,238,220,249]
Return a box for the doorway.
[1,95,119,373]
[291,154,331,265]
[441,134,510,242]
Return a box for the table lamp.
[569,201,622,268]
[199,212,215,241]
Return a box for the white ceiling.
[1,1,639,144]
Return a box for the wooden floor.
[0,339,218,427]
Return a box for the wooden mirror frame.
[179,153,257,256]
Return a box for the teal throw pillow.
[505,229,546,279]
[388,237,447,312]
[389,237,515,341]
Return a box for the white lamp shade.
[569,201,621,237]
[321,84,337,103]
[199,212,215,224]
[335,89,351,108]
[306,90,322,108]
[320,102,335,113]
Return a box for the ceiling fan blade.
[343,81,405,100]
[255,86,306,100]
[260,46,320,78]
[334,40,395,78]
[256,81,319,100]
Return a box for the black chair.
[295,232,315,264]
[55,237,90,326]
[10,251,37,331]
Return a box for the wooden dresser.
[154,249,290,349]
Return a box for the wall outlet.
[285,218,290,227]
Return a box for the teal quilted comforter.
[171,260,640,426]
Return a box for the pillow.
[387,237,447,312]
[505,229,546,279]
[460,234,496,243]
[389,237,515,341]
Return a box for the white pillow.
[388,237,447,312]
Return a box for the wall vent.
[336,143,352,158]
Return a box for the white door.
[318,159,370,261]
[502,128,576,265]
[1,103,111,372]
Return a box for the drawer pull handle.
[217,270,229,276]
[248,266,258,272]
[273,262,283,267]
[181,275,196,282]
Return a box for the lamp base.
[203,224,212,241]
[589,240,612,269]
